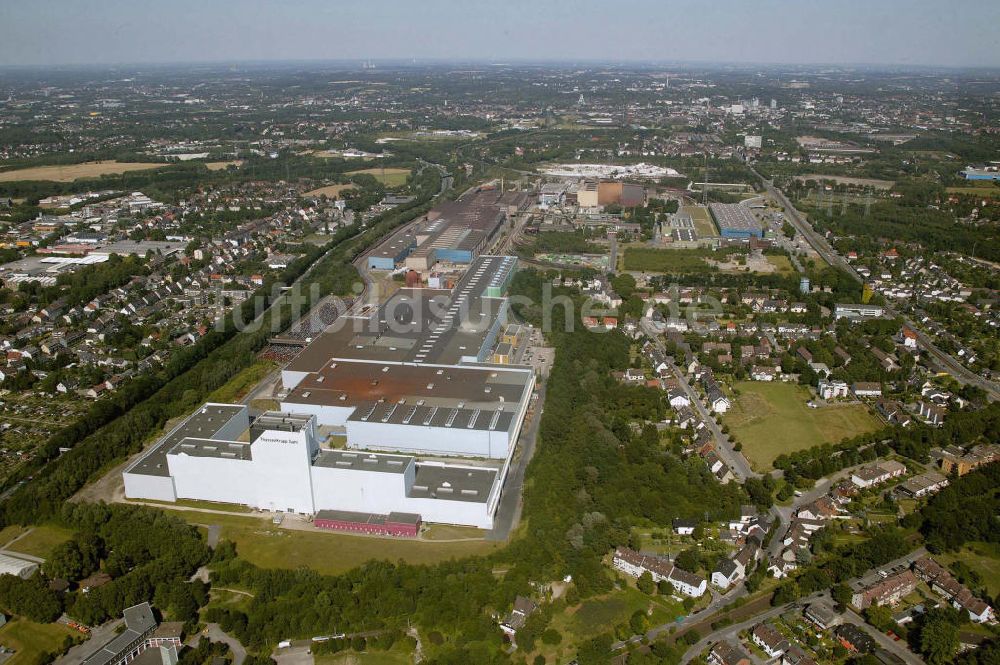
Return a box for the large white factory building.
[123,254,535,530]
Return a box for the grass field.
[765,254,796,274]
[532,586,683,663]
[0,160,165,182]
[936,542,1000,597]
[0,525,27,547]
[205,360,277,404]
[5,524,74,559]
[315,650,412,665]
[623,246,737,274]
[305,183,356,198]
[723,382,881,470]
[0,618,80,665]
[206,160,243,171]
[347,168,410,187]
[682,205,718,238]
[946,183,1000,197]
[166,510,499,575]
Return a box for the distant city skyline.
[1,0,999,69]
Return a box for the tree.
[636,571,656,595]
[674,549,701,573]
[919,611,960,665]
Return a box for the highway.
[751,166,1000,401]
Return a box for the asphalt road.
[752,166,999,401]
[642,322,756,481]
[488,383,545,542]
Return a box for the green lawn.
[0,618,80,665]
[0,525,27,548]
[765,254,795,274]
[623,246,738,274]
[723,382,881,470]
[935,542,1000,597]
[205,360,277,404]
[4,525,73,559]
[165,510,499,576]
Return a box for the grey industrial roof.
[408,463,497,503]
[348,400,516,433]
[284,358,532,412]
[285,255,517,370]
[169,438,252,461]
[709,202,761,232]
[314,509,421,525]
[126,403,247,477]
[313,449,413,474]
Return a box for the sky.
[1,0,998,69]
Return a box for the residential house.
[500,596,538,636]
[852,382,882,398]
[818,379,849,399]
[850,460,906,489]
[851,570,918,609]
[751,623,789,659]
[708,641,750,665]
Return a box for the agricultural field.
[946,182,1000,197]
[205,160,243,171]
[723,381,881,470]
[0,618,81,665]
[3,524,74,559]
[347,168,410,187]
[167,509,499,575]
[0,160,166,182]
[304,183,356,198]
[623,246,738,274]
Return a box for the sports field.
[305,183,356,198]
[166,509,499,575]
[0,160,165,182]
[347,168,410,187]
[723,381,880,470]
[0,618,80,665]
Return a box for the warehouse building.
[367,227,417,270]
[709,203,763,239]
[123,405,506,528]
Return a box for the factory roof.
[709,202,762,232]
[313,449,414,474]
[284,359,531,411]
[169,437,252,461]
[126,403,248,477]
[286,256,517,369]
[409,463,497,503]
[348,400,516,432]
[314,509,421,526]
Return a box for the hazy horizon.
[2,0,999,69]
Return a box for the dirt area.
[304,184,356,198]
[206,160,244,171]
[0,160,166,182]
[793,174,895,190]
